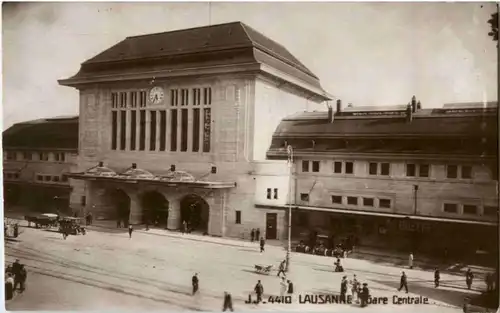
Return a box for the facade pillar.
[167,200,181,230]
[129,193,142,225]
[208,191,225,237]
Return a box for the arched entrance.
[180,194,209,233]
[141,191,169,226]
[108,188,130,226]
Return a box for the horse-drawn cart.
[254,264,273,274]
[25,213,59,228]
[59,217,86,236]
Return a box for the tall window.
[120,111,126,150]
[193,88,201,106]
[203,87,212,105]
[447,165,458,179]
[273,188,278,199]
[181,109,188,151]
[267,188,272,199]
[149,111,157,151]
[312,161,320,172]
[139,91,147,107]
[130,111,137,150]
[111,111,118,150]
[235,211,242,224]
[170,90,178,106]
[170,109,178,151]
[159,110,166,151]
[192,108,200,152]
[181,89,189,106]
[139,110,146,151]
[302,160,309,172]
[203,108,211,152]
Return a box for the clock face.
[149,87,165,105]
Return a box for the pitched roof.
[3,116,79,150]
[60,22,327,97]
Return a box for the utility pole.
[286,145,293,272]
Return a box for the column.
[166,109,171,151]
[126,109,131,151]
[176,109,182,152]
[145,110,151,151]
[129,193,142,225]
[167,200,181,230]
[116,110,122,151]
[155,110,161,151]
[208,192,224,237]
[198,106,204,154]
[135,109,140,151]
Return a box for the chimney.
[131,163,137,169]
[411,95,417,113]
[98,161,103,167]
[327,106,334,123]
[417,101,422,110]
[406,103,413,122]
[336,99,342,113]
[170,164,176,172]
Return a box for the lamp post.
[286,145,293,272]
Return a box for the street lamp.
[286,145,293,272]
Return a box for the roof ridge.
[125,21,242,39]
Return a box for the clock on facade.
[149,86,165,104]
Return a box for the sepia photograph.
[2,1,499,312]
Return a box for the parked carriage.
[59,217,86,236]
[24,213,59,228]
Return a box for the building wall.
[294,156,498,221]
[252,78,324,161]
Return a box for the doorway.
[266,213,277,240]
[180,194,209,233]
[141,191,169,226]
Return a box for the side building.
[3,116,79,213]
[262,98,499,259]
[57,22,330,238]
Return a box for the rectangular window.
[312,161,320,172]
[53,176,60,182]
[363,198,374,207]
[444,203,458,213]
[170,109,178,151]
[36,174,43,181]
[192,108,200,152]
[406,164,416,177]
[347,196,358,205]
[170,90,178,106]
[181,89,189,106]
[203,108,211,152]
[300,193,309,202]
[380,163,390,176]
[159,110,166,151]
[23,152,32,161]
[369,162,378,175]
[331,195,342,204]
[484,206,498,216]
[81,196,86,206]
[149,111,156,151]
[61,175,68,182]
[273,188,278,199]
[379,199,391,208]
[130,111,137,150]
[334,161,342,173]
[461,166,472,179]
[44,175,51,181]
[235,211,241,224]
[193,88,201,106]
[203,87,212,105]
[120,92,127,108]
[111,111,118,150]
[130,92,137,108]
[140,91,147,107]
[419,164,429,178]
[463,205,478,215]
[266,188,272,199]
[447,165,458,179]
[39,152,48,161]
[139,110,146,150]
[345,162,354,174]
[302,160,309,172]
[120,110,126,150]
[181,109,188,151]
[111,92,118,108]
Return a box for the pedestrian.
[13,224,18,238]
[408,252,414,269]
[12,259,21,277]
[128,225,133,239]
[256,228,260,242]
[259,237,265,253]
[398,271,409,293]
[254,280,264,304]
[62,229,68,240]
[346,277,353,302]
[434,268,440,288]
[279,276,287,296]
[250,228,255,242]
[277,260,286,277]
[192,273,199,295]
[360,283,369,307]
[222,291,233,311]
[340,276,348,303]
[182,221,187,234]
[463,297,470,313]
[352,274,360,303]
[88,212,93,225]
[14,265,26,292]
[465,268,474,290]
[485,273,494,292]
[287,280,294,294]
[116,219,121,228]
[5,273,14,300]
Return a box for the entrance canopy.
[68,163,236,189]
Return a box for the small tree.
[487,12,498,46]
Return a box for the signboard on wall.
[203,108,211,152]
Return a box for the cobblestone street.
[5,223,487,312]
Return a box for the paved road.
[5,225,483,312]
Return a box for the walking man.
[14,265,27,293]
[128,225,134,239]
[182,221,187,234]
[434,268,440,288]
[259,237,265,253]
[465,269,474,290]
[222,291,233,311]
[280,277,287,296]
[254,280,264,304]
[256,228,261,242]
[250,228,255,242]
[192,273,199,295]
[360,283,369,307]
[398,271,409,293]
[408,252,414,269]
[352,274,360,303]
[340,276,348,303]
[277,260,286,277]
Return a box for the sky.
[2,2,498,130]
